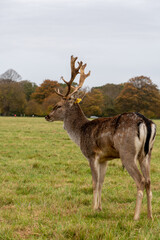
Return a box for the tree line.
[0,70,160,118]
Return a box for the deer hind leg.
[121,154,145,220]
[89,158,107,211]
[139,154,152,219]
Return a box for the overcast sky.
[1,0,160,88]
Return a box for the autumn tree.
[115,76,160,118]
[81,89,105,117]
[0,79,26,115]
[25,100,42,116]
[31,79,60,104]
[42,94,61,115]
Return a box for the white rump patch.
[150,123,156,149]
[135,123,147,155]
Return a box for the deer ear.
[67,91,83,106]
[70,90,83,100]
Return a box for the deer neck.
[63,104,89,146]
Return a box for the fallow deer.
[45,55,156,220]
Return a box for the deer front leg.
[89,158,107,211]
[97,161,108,210]
[89,159,99,210]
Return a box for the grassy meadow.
[0,117,160,240]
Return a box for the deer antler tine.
[81,63,87,70]
[86,70,91,77]
[54,88,64,98]
[61,76,68,85]
[70,57,81,81]
[71,55,78,62]
[77,61,83,70]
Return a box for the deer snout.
[45,115,50,121]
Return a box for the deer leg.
[89,159,107,211]
[139,154,152,219]
[121,155,145,220]
[97,161,108,210]
[89,159,98,210]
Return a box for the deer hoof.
[148,215,153,220]
[94,206,102,212]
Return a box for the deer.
[45,55,156,220]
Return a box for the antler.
[54,55,90,99]
[68,63,91,98]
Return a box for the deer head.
[45,55,90,122]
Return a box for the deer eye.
[53,105,61,110]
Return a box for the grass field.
[0,117,159,240]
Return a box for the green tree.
[94,83,124,117]
[20,80,38,101]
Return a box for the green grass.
[0,117,160,240]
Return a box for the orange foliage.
[115,76,160,118]
[31,80,59,104]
